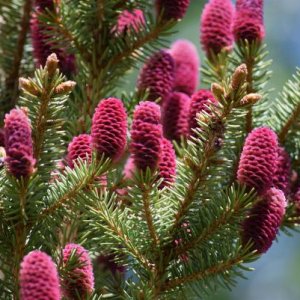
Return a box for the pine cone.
[155,0,190,21]
[169,39,200,95]
[241,188,286,254]
[130,102,162,171]
[137,51,175,104]
[233,0,265,43]
[62,243,94,299]
[188,89,217,135]
[113,9,145,35]
[273,147,291,195]
[132,101,161,130]
[20,250,60,300]
[237,127,278,193]
[4,108,35,178]
[31,1,76,76]
[91,98,127,161]
[158,138,176,188]
[200,0,235,56]
[162,92,190,141]
[67,134,92,168]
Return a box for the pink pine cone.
[62,243,94,299]
[137,50,175,104]
[241,187,286,254]
[132,101,161,130]
[273,147,291,195]
[31,1,76,76]
[91,98,127,161]
[4,108,35,178]
[19,250,60,300]
[162,92,190,141]
[169,39,200,95]
[236,0,263,18]
[155,0,190,21]
[200,0,235,56]
[158,138,176,189]
[233,0,265,43]
[67,134,92,168]
[188,89,217,135]
[113,9,145,35]
[237,127,278,193]
[130,102,162,171]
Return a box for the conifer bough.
[1,0,300,299]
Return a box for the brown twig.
[4,0,33,110]
[278,103,300,143]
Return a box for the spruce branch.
[232,41,272,131]
[84,191,154,273]
[31,156,110,227]
[174,186,255,258]
[161,248,255,293]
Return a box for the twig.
[4,0,33,109]
[161,253,245,292]
[278,103,300,143]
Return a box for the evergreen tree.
[0,0,300,299]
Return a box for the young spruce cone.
[67,134,92,168]
[31,0,76,76]
[273,147,291,195]
[113,9,145,35]
[158,138,176,189]
[200,0,235,56]
[188,89,217,135]
[62,243,94,299]
[4,108,35,178]
[137,51,175,104]
[162,91,190,141]
[20,250,60,300]
[241,187,286,254]
[237,127,278,193]
[169,39,200,95]
[91,98,127,161]
[130,101,162,171]
[233,0,265,43]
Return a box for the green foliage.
[267,68,300,164]
[1,1,300,299]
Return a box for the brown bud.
[46,53,59,77]
[231,64,248,90]
[19,78,39,96]
[55,81,76,94]
[211,83,225,100]
[240,93,262,106]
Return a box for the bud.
[211,83,225,100]
[231,64,248,90]
[55,81,76,94]
[240,93,262,106]
[19,78,40,96]
[46,53,59,77]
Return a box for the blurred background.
[124,1,300,299]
